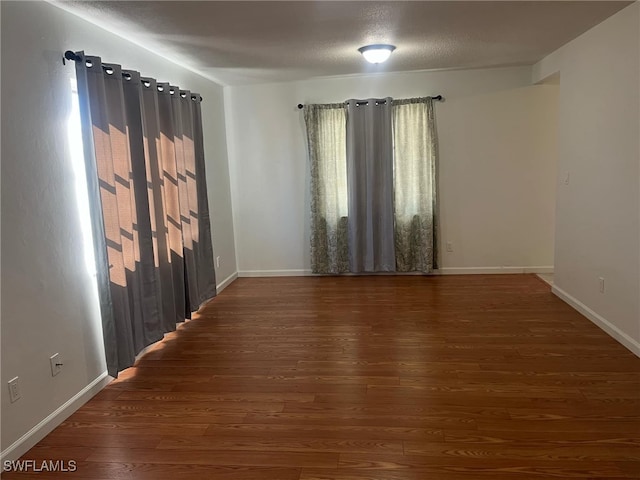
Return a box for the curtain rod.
[63,51,204,101]
[297,95,443,109]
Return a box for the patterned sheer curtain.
[74,52,216,377]
[304,104,349,274]
[392,97,438,272]
[305,96,438,274]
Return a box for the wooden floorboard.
[3,274,639,479]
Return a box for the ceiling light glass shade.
[358,44,396,64]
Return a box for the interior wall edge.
[216,272,239,293]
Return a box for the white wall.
[224,67,558,275]
[0,0,236,458]
[533,3,640,354]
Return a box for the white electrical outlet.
[598,277,605,294]
[216,256,221,268]
[563,172,570,185]
[446,241,453,253]
[50,353,63,376]
[8,377,21,403]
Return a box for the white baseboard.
[536,273,554,286]
[523,266,554,274]
[216,271,238,293]
[0,372,112,466]
[437,266,554,275]
[238,269,313,277]
[238,267,554,277]
[552,285,640,358]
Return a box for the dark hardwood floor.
[3,275,639,479]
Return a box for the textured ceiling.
[56,1,632,85]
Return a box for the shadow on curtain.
[74,53,216,377]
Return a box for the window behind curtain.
[305,104,349,273]
[392,98,438,272]
[305,96,438,274]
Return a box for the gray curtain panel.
[140,77,185,331]
[345,98,396,272]
[392,97,439,273]
[192,99,218,305]
[304,104,349,274]
[74,53,216,377]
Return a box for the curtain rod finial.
[64,50,81,64]
[298,104,304,109]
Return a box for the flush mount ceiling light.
[358,44,396,64]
